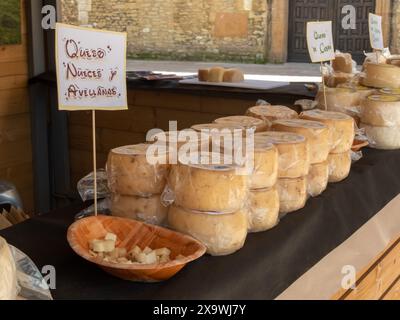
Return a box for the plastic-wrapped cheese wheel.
[246,105,298,129]
[110,194,168,226]
[107,144,169,196]
[324,72,355,88]
[250,140,279,189]
[272,119,330,164]
[360,123,400,150]
[307,161,329,197]
[361,63,400,89]
[168,205,248,256]
[300,110,355,154]
[214,115,268,133]
[0,237,18,300]
[327,151,352,183]
[338,83,377,103]
[332,52,354,73]
[316,87,359,115]
[360,95,400,127]
[168,156,249,213]
[248,187,280,233]
[277,177,307,214]
[255,132,310,178]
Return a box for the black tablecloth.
[2,148,400,300]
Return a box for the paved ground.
[127,60,323,82]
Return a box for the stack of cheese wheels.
[106,144,170,226]
[300,110,355,186]
[214,115,268,133]
[245,105,298,130]
[167,153,249,256]
[361,63,400,89]
[255,132,310,215]
[360,95,400,150]
[324,72,355,88]
[316,87,360,117]
[337,83,377,105]
[324,52,356,88]
[198,67,245,83]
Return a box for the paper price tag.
[369,13,384,50]
[306,21,335,63]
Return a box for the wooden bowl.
[352,139,369,152]
[67,215,206,282]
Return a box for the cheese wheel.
[361,63,400,89]
[307,161,329,197]
[168,205,247,256]
[277,177,307,214]
[107,144,169,196]
[316,87,360,115]
[324,72,355,88]
[250,140,279,189]
[332,53,354,73]
[255,132,310,178]
[214,116,268,133]
[327,151,352,183]
[360,123,400,150]
[272,119,330,164]
[300,110,355,154]
[198,69,209,82]
[363,55,387,70]
[246,105,298,129]
[360,95,400,127]
[207,67,225,83]
[338,83,377,102]
[110,194,168,226]
[248,187,280,233]
[223,68,244,83]
[0,237,18,300]
[169,159,249,213]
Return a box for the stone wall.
[61,0,269,63]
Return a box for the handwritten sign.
[306,21,335,63]
[369,13,384,50]
[56,23,128,111]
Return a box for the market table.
[2,148,400,300]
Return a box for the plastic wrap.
[337,83,377,105]
[277,177,307,215]
[255,99,271,106]
[315,87,360,117]
[300,109,355,154]
[106,144,170,197]
[255,132,310,178]
[327,151,352,183]
[167,205,248,256]
[74,199,111,220]
[77,169,109,202]
[214,115,268,133]
[362,49,391,69]
[360,123,400,150]
[331,51,357,74]
[245,105,298,130]
[110,193,168,226]
[361,63,400,89]
[360,95,400,127]
[168,157,249,213]
[324,72,355,88]
[271,119,330,164]
[0,236,18,300]
[307,161,329,197]
[294,99,318,111]
[248,187,280,233]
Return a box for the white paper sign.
[369,13,384,50]
[56,23,128,111]
[306,21,335,63]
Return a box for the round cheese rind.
[360,95,400,127]
[338,83,377,103]
[107,144,169,197]
[332,53,354,74]
[316,87,360,115]
[214,116,268,133]
[307,161,329,197]
[300,110,355,154]
[361,63,400,89]
[110,194,168,226]
[246,105,298,129]
[271,119,330,164]
[255,132,310,178]
[248,187,280,233]
[0,237,18,300]
[168,205,248,256]
[198,69,209,82]
[324,72,355,88]
[277,177,307,214]
[250,141,279,189]
[207,67,225,83]
[169,160,249,213]
[327,151,352,183]
[360,123,400,150]
[223,69,244,83]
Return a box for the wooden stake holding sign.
[55,23,128,215]
[306,21,335,111]
[368,13,384,61]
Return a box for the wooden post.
[321,61,328,111]
[92,110,98,216]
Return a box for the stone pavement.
[127,60,323,83]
